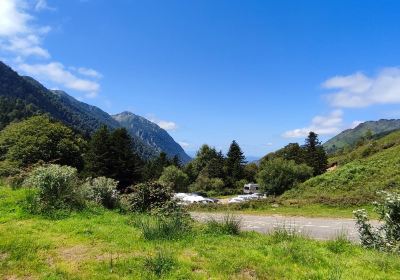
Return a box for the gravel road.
[191,212,380,241]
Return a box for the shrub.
[144,250,175,277]
[138,215,192,240]
[83,177,120,209]
[123,181,182,216]
[23,164,84,213]
[354,191,400,253]
[205,214,241,235]
[256,158,313,195]
[158,165,189,192]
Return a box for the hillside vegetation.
[283,130,400,205]
[323,119,400,154]
[1,185,400,279]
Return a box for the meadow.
[1,185,399,280]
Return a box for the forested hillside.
[0,61,190,161]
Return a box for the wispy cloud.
[19,62,100,98]
[323,68,400,108]
[156,120,178,131]
[283,110,344,138]
[0,0,102,98]
[178,141,190,149]
[35,0,55,11]
[76,67,103,79]
[148,115,178,131]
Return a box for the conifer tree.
[84,125,112,177]
[85,126,143,190]
[303,132,327,175]
[225,140,246,183]
[109,128,143,189]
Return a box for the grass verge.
[0,185,398,279]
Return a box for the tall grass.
[205,214,241,235]
[135,215,192,241]
[269,223,301,242]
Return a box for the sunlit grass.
[1,185,399,279]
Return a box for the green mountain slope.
[323,119,400,154]
[283,130,400,205]
[113,112,191,163]
[0,61,190,162]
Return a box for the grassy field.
[1,186,399,279]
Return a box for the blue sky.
[1,0,400,158]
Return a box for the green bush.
[123,181,182,216]
[354,191,400,253]
[23,164,84,213]
[205,214,241,235]
[83,177,120,209]
[158,165,189,192]
[256,158,313,195]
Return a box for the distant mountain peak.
[113,111,191,163]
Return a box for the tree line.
[0,115,328,197]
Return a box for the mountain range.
[0,61,190,163]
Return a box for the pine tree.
[109,128,143,190]
[225,140,247,183]
[303,132,328,175]
[84,126,143,190]
[143,152,172,181]
[84,125,112,177]
[172,155,181,168]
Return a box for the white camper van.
[243,183,260,194]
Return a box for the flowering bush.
[354,191,400,253]
[23,164,84,213]
[83,177,120,209]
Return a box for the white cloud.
[35,0,55,11]
[0,0,102,99]
[149,116,178,131]
[266,142,273,146]
[324,68,400,107]
[283,110,344,138]
[0,0,51,58]
[178,141,190,148]
[0,0,31,36]
[19,62,100,97]
[157,120,178,131]
[2,35,49,58]
[76,67,103,79]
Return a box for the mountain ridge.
[112,111,191,164]
[0,61,190,162]
[323,119,400,154]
